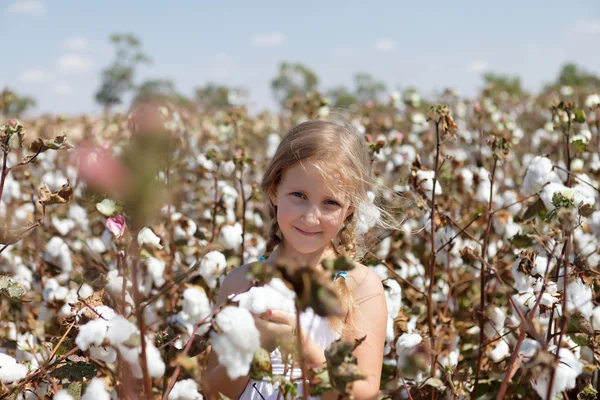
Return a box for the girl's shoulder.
[344,263,385,298]
[215,262,257,304]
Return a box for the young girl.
[204,120,389,400]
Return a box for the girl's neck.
[271,240,336,269]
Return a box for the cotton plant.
[198,250,227,289]
[528,346,583,400]
[218,222,243,250]
[170,286,213,344]
[209,305,260,379]
[75,305,165,378]
[168,378,203,400]
[521,156,562,196]
[235,277,296,315]
[137,227,163,249]
[415,169,442,201]
[383,279,402,355]
[0,352,29,383]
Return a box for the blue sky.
[2,0,599,117]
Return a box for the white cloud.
[213,67,229,79]
[6,0,45,15]
[468,60,489,74]
[52,82,73,96]
[374,39,396,52]
[574,19,600,34]
[20,68,49,83]
[250,32,284,47]
[63,36,89,51]
[56,54,94,74]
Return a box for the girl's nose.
[301,206,320,225]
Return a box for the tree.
[326,86,358,109]
[555,63,600,89]
[95,33,152,116]
[271,62,319,107]
[354,72,387,104]
[132,79,193,108]
[482,72,526,97]
[0,87,36,118]
[194,83,248,111]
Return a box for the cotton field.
[0,85,600,400]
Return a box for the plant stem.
[426,118,441,376]
[473,156,498,397]
[129,239,153,400]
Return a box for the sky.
[2,0,600,117]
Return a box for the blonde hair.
[260,120,400,336]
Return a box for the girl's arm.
[203,265,253,400]
[325,265,388,400]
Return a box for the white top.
[238,307,340,400]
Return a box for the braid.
[337,213,358,259]
[264,202,281,256]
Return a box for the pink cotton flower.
[106,216,126,239]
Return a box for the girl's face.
[270,162,353,256]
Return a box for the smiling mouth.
[294,227,321,236]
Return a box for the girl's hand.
[253,309,297,353]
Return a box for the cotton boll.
[199,251,227,288]
[522,156,561,196]
[51,215,76,236]
[145,341,166,378]
[210,306,260,379]
[355,193,381,235]
[86,237,107,254]
[89,345,117,363]
[591,306,600,330]
[395,333,428,379]
[182,287,212,326]
[137,227,163,249]
[370,264,388,281]
[68,204,90,233]
[539,182,569,211]
[53,390,75,400]
[79,283,94,299]
[168,378,203,400]
[530,347,583,400]
[489,340,510,362]
[588,211,600,236]
[43,237,73,275]
[384,279,402,321]
[118,340,165,379]
[566,278,593,319]
[236,279,295,314]
[106,315,136,345]
[146,257,166,288]
[415,170,442,200]
[0,353,28,383]
[220,160,236,178]
[219,223,243,250]
[76,319,110,351]
[81,377,111,400]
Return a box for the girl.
[204,120,390,400]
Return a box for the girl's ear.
[345,206,355,220]
[269,191,278,207]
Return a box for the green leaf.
[572,139,588,153]
[574,109,586,123]
[50,362,97,383]
[67,382,82,400]
[0,275,25,300]
[509,233,533,248]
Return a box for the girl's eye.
[291,192,305,199]
[325,200,341,207]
